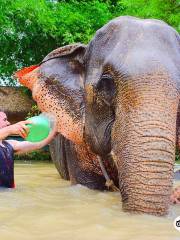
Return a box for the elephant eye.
[96,74,115,105]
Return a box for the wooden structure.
[0,86,34,123]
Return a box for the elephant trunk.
[112,72,179,216]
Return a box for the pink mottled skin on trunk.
[15,67,84,144]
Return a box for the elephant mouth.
[85,121,114,157]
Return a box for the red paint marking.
[14,65,39,81]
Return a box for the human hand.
[8,120,32,139]
[170,186,180,204]
[11,118,58,155]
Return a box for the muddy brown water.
[0,162,179,240]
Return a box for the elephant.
[15,16,180,216]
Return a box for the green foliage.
[14,150,51,161]
[0,0,113,85]
[115,0,180,31]
[0,0,179,85]
[26,104,41,119]
[176,148,180,163]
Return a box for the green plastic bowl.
[25,115,51,142]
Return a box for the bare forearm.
[0,126,12,140]
[0,120,31,140]
[15,141,44,155]
[13,127,57,155]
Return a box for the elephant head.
[15,16,180,216]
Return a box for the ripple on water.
[0,162,179,240]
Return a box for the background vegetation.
[0,0,179,85]
[14,150,51,161]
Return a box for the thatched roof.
[0,86,34,123]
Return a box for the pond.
[0,162,179,240]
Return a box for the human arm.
[7,122,57,155]
[170,186,180,204]
[0,120,31,140]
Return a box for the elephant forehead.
[85,16,179,85]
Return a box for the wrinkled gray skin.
[21,16,180,216]
[83,16,180,215]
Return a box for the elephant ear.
[15,43,87,144]
[41,43,86,65]
[37,43,87,144]
[39,43,86,91]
